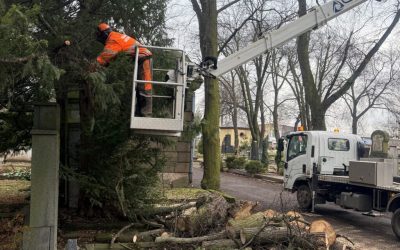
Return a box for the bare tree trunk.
[192,0,220,190]
[232,88,239,156]
[352,117,358,135]
[273,105,280,141]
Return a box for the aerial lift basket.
[130,45,187,137]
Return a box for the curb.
[226,169,283,183]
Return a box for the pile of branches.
[94,192,355,249]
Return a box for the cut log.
[264,210,287,225]
[138,201,197,216]
[176,207,197,231]
[154,230,226,244]
[331,235,355,250]
[208,190,236,203]
[134,229,165,242]
[286,211,307,229]
[239,227,327,249]
[95,229,164,243]
[264,209,279,219]
[309,219,336,247]
[226,212,266,238]
[233,201,258,220]
[201,239,237,249]
[291,232,327,250]
[174,194,230,236]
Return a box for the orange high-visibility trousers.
[137,57,152,116]
[141,58,152,91]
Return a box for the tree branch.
[191,0,202,17]
[218,8,258,54]
[217,0,241,14]
[323,9,400,110]
[0,54,38,64]
[323,32,353,102]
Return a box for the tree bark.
[191,0,221,190]
[226,212,267,238]
[352,115,358,135]
[297,0,324,130]
[175,194,230,236]
[155,230,226,244]
[95,229,164,243]
[232,84,239,156]
[202,239,237,249]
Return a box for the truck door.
[319,136,353,175]
[284,134,310,190]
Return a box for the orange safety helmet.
[98,23,110,32]
[96,23,112,44]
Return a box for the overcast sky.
[165,0,400,137]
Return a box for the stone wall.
[161,91,194,187]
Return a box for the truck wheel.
[391,208,400,240]
[297,184,312,210]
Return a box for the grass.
[0,169,30,250]
[163,188,210,200]
[0,180,30,205]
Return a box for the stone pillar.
[23,103,60,250]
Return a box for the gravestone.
[370,130,389,158]
[23,103,60,250]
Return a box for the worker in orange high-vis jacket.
[96,23,153,117]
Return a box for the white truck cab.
[283,131,363,190]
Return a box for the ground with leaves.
[0,163,30,250]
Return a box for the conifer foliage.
[0,0,172,214]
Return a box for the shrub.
[278,166,284,176]
[197,138,203,155]
[225,156,236,168]
[245,160,265,174]
[226,157,247,169]
[0,169,31,180]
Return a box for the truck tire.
[391,208,400,240]
[297,184,312,211]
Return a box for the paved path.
[192,164,400,250]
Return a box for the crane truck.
[277,131,400,239]
[128,0,400,240]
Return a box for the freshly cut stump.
[286,211,307,229]
[309,219,336,247]
[233,201,258,220]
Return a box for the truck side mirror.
[277,138,284,152]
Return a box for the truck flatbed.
[318,175,400,193]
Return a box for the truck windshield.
[287,134,308,161]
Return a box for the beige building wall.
[219,127,251,147]
[219,124,276,147]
